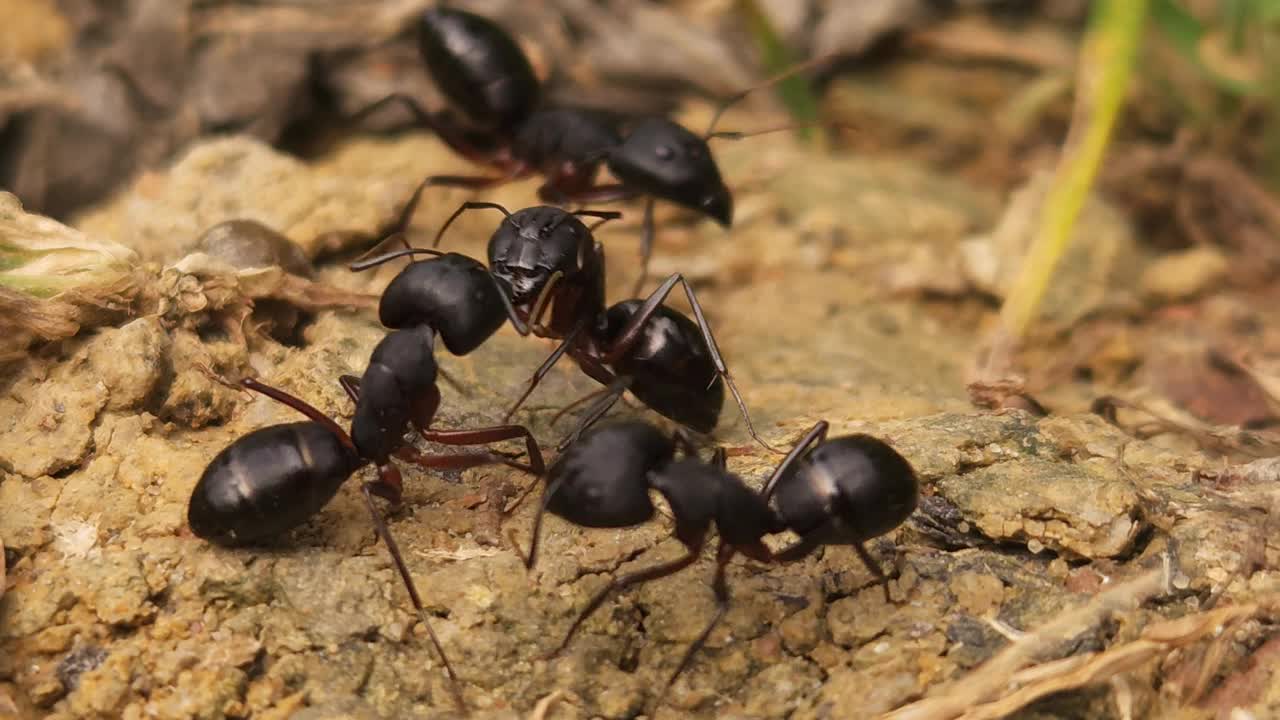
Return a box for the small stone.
[56,645,109,692]
[949,571,1004,616]
[28,676,65,708]
[740,660,822,718]
[30,625,82,654]
[85,319,171,411]
[827,589,892,648]
[1140,246,1229,302]
[0,475,58,550]
[935,458,1142,558]
[84,552,154,626]
[779,605,822,655]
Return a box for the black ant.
[512,418,919,705]
[352,5,834,294]
[188,253,553,712]
[352,198,775,452]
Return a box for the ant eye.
[655,145,675,161]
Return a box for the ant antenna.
[703,53,844,140]
[433,201,513,249]
[567,209,623,230]
[349,247,447,272]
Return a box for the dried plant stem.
[880,559,1171,720]
[995,0,1148,346]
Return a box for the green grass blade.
[998,0,1149,343]
[734,0,823,145]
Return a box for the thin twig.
[881,558,1171,720]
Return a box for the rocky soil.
[1,124,1277,720]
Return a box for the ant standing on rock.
[352,5,837,294]
[511,418,919,706]
[352,194,776,452]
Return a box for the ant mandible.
[352,197,776,452]
[511,418,918,706]
[353,5,833,294]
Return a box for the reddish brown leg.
[630,197,657,297]
[545,545,703,660]
[359,477,468,715]
[241,378,357,454]
[419,427,546,475]
[249,376,469,712]
[501,319,592,422]
[657,542,735,705]
[348,92,495,164]
[339,375,543,475]
[541,182,642,206]
[759,421,829,500]
[553,374,630,452]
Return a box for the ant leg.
[772,532,890,603]
[658,542,734,703]
[629,198,656,297]
[551,184,642,206]
[710,446,728,469]
[602,273,778,453]
[549,377,630,427]
[546,547,702,660]
[758,421,829,500]
[853,542,892,603]
[512,474,566,570]
[394,445,530,474]
[359,475,468,715]
[348,92,493,164]
[501,320,591,422]
[554,376,632,452]
[418,426,546,475]
[241,378,357,454]
[342,375,540,475]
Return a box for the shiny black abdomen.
[600,300,723,434]
[188,422,361,546]
[417,7,539,131]
[378,253,507,355]
[773,435,919,542]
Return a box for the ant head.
[545,421,674,528]
[607,118,732,227]
[488,206,591,304]
[774,434,918,543]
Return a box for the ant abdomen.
[774,434,919,543]
[599,300,724,434]
[188,422,361,546]
[417,7,540,132]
